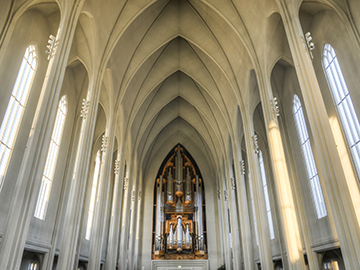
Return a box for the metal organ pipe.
[176,215,183,252]
[185,223,191,248]
[196,175,204,251]
[169,223,174,248]
[167,168,174,204]
[184,167,191,205]
[175,146,183,197]
[155,176,162,250]
[195,175,199,250]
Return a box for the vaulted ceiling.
[69,0,295,176]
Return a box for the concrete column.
[280,118,321,270]
[56,74,101,269]
[0,2,85,269]
[133,171,143,270]
[275,1,360,268]
[244,124,273,270]
[118,168,132,270]
[129,168,142,270]
[232,143,254,270]
[225,160,242,269]
[218,169,233,269]
[127,170,140,270]
[88,118,116,270]
[255,64,305,269]
[105,148,126,270]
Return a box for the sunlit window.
[0,45,37,191]
[322,43,360,179]
[34,96,67,220]
[293,95,327,219]
[258,151,275,239]
[248,172,259,245]
[86,150,101,240]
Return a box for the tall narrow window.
[34,96,67,220]
[0,45,37,190]
[322,43,360,178]
[86,150,101,240]
[293,95,327,218]
[259,151,275,239]
[248,172,259,245]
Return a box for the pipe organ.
[152,145,207,260]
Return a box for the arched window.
[0,45,37,190]
[322,43,360,178]
[293,95,327,219]
[86,150,101,240]
[34,95,67,220]
[259,150,275,239]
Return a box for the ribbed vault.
[101,0,259,176]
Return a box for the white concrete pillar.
[88,118,116,270]
[225,160,243,269]
[232,143,254,270]
[0,2,85,269]
[244,124,273,270]
[105,148,126,270]
[118,168,133,270]
[127,167,141,270]
[218,167,233,269]
[275,1,360,268]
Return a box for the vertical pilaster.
[128,165,140,270]
[118,169,132,270]
[105,148,125,270]
[0,2,85,269]
[88,118,116,270]
[256,67,305,269]
[245,124,273,270]
[225,162,242,269]
[232,144,254,270]
[276,1,360,268]
[218,165,233,269]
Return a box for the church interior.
[0,0,360,269]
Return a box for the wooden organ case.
[152,145,207,260]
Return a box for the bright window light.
[258,151,275,239]
[0,45,37,191]
[86,150,101,240]
[322,43,360,179]
[293,95,327,219]
[34,95,67,220]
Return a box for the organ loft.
[152,145,207,260]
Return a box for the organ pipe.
[176,216,183,252]
[185,167,191,205]
[169,223,174,248]
[155,176,162,250]
[175,146,183,197]
[167,168,174,204]
[185,223,191,248]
